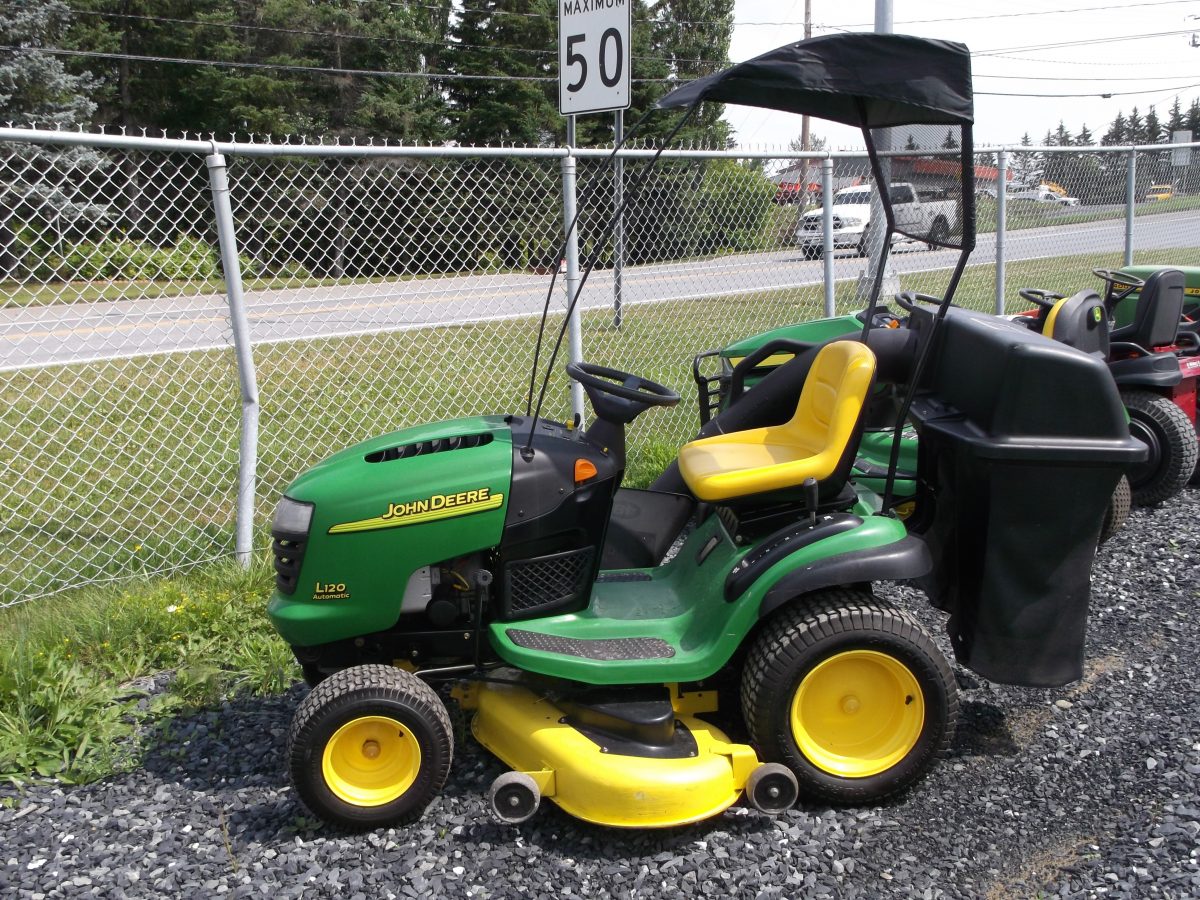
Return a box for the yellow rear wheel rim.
[790,649,924,778]
[322,715,421,807]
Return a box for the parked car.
[1010,185,1079,206]
[1144,184,1174,201]
[795,183,958,258]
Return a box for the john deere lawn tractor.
[266,34,1143,832]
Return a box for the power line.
[977,81,1200,98]
[975,28,1197,56]
[54,5,725,70]
[8,45,684,84]
[817,0,1198,29]
[975,72,1200,82]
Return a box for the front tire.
[288,664,453,830]
[741,589,957,805]
[1123,390,1198,506]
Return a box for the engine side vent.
[365,432,493,463]
[502,547,594,620]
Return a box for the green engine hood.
[268,415,513,647]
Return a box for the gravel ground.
[2,488,1198,899]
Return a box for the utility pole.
[800,0,812,153]
[856,0,899,302]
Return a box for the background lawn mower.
[266,34,1143,832]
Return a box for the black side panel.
[758,536,932,619]
[499,417,620,621]
[601,489,696,570]
[1108,353,1183,388]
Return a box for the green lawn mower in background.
[265,35,1144,832]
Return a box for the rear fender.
[756,534,931,620]
[727,514,931,619]
[1109,352,1183,388]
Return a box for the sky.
[723,0,1200,149]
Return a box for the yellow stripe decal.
[329,493,504,534]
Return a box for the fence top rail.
[1,127,1197,160]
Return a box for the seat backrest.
[1043,290,1109,358]
[784,340,876,450]
[1111,268,1185,348]
[780,340,877,496]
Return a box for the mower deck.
[461,680,759,828]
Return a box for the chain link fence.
[2,128,1198,606]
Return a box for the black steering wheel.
[1018,287,1065,311]
[1092,268,1144,306]
[894,291,942,313]
[566,361,680,424]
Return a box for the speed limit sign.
[559,0,631,115]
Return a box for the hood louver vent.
[365,432,493,463]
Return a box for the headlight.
[272,496,314,536]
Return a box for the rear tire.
[741,589,957,805]
[1099,475,1131,544]
[1123,390,1198,506]
[288,664,453,830]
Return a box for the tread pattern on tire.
[1099,475,1131,544]
[1123,389,1198,506]
[741,588,958,805]
[287,664,453,830]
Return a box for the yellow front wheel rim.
[322,715,422,807]
[790,649,924,778]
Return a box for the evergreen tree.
[63,0,452,140]
[1126,106,1145,144]
[1187,98,1200,138]
[1144,105,1162,144]
[445,0,558,146]
[1167,97,1184,133]
[1,0,96,127]
[1053,120,1072,147]
[1076,123,1094,146]
[1103,111,1127,146]
[651,0,734,146]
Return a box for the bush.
[12,225,220,283]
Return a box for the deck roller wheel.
[487,771,541,825]
[745,763,799,814]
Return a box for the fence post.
[206,150,260,567]
[613,110,624,329]
[1124,148,1137,266]
[995,149,1007,315]
[821,157,835,317]
[561,118,585,422]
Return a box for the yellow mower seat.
[678,340,877,502]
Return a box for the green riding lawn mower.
[266,35,1145,832]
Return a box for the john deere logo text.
[328,487,504,535]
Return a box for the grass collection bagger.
[265,34,1144,831]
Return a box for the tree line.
[1,0,735,148]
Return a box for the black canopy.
[657,33,972,128]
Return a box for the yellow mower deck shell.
[468,681,760,828]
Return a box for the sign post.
[558,1,632,419]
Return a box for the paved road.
[2,209,1197,371]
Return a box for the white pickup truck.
[795,183,958,258]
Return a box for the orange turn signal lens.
[574,459,598,483]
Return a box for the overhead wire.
[10,45,691,84]
[51,4,727,71]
